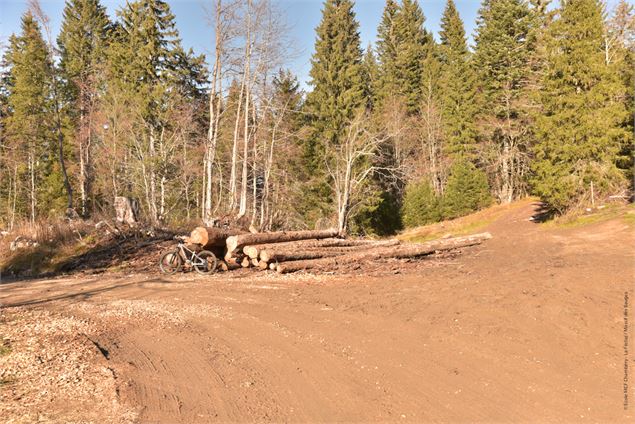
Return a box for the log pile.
[184,226,492,275]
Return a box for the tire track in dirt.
[2,200,633,423]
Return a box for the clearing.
[1,199,634,423]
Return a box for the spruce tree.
[303,0,366,223]
[104,0,206,223]
[3,12,64,220]
[402,179,441,227]
[58,0,110,96]
[57,0,111,216]
[606,0,635,184]
[442,159,491,219]
[393,0,429,113]
[362,44,379,110]
[439,0,478,159]
[474,0,534,203]
[305,0,365,157]
[531,0,630,213]
[375,0,400,103]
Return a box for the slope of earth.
[1,199,633,423]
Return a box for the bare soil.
[1,200,634,423]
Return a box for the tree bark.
[259,240,401,263]
[242,238,399,259]
[225,228,339,260]
[260,249,346,263]
[189,226,247,249]
[276,233,493,274]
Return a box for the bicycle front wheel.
[160,250,183,274]
[194,250,218,275]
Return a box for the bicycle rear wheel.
[194,250,218,275]
[160,251,183,274]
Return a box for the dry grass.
[0,219,95,277]
[397,199,532,243]
[543,201,635,229]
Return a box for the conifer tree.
[302,0,365,224]
[3,12,63,221]
[442,159,491,219]
[474,0,534,203]
[402,179,441,227]
[362,44,379,110]
[58,0,111,216]
[605,0,635,183]
[305,0,365,155]
[438,0,477,159]
[419,40,445,194]
[375,0,400,104]
[104,0,206,223]
[393,0,429,113]
[531,0,630,213]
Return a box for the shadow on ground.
[1,277,174,308]
[0,230,177,283]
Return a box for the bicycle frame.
[176,243,207,267]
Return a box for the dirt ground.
[1,200,634,423]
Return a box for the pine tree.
[393,0,429,113]
[439,0,478,159]
[57,0,111,216]
[474,0,534,203]
[531,0,630,213]
[3,12,64,220]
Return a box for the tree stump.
[114,196,139,225]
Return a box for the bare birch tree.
[326,113,400,234]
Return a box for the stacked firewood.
[186,227,492,274]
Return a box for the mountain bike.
[159,236,218,275]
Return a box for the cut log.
[269,262,277,270]
[276,233,493,274]
[225,229,339,260]
[189,227,246,249]
[251,258,260,267]
[258,260,270,270]
[219,260,241,272]
[259,249,346,263]
[240,257,252,268]
[242,238,398,261]
[226,257,242,267]
[243,245,259,259]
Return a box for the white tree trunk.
[203,0,224,222]
[238,0,252,218]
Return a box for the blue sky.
[0,0,623,88]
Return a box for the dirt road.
[2,200,634,423]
